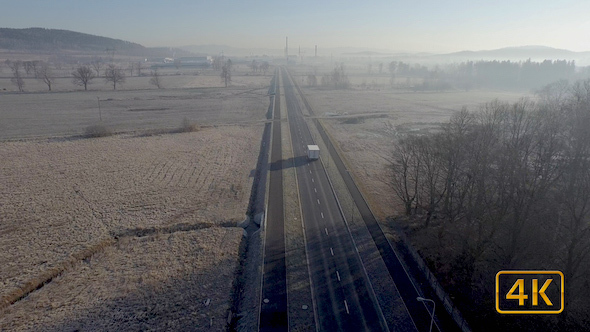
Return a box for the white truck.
[307,145,320,160]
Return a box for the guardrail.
[389,222,472,332]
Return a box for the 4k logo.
[496,271,564,314]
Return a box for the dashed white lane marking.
[336,271,341,281]
[330,247,334,256]
[321,212,324,219]
[309,170,312,174]
[311,178,314,183]
[317,199,321,205]
[314,188,317,193]
[344,300,350,314]
[324,228,329,235]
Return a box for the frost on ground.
[0,125,261,311]
[0,227,243,332]
[302,87,527,220]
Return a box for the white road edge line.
[344,300,350,314]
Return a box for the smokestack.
[285,37,289,62]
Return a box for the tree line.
[389,79,590,330]
[448,59,577,90]
[352,59,578,91]
[306,63,350,89]
[3,59,165,91]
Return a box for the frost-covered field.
[0,125,260,310]
[301,85,529,219]
[0,81,269,139]
[0,227,243,331]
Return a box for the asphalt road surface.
[281,68,388,331]
[260,68,456,332]
[259,69,288,331]
[288,70,456,332]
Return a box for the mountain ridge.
[0,27,192,58]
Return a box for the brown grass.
[84,123,113,137]
[0,228,244,331]
[0,125,261,311]
[179,117,200,133]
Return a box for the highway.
[259,68,453,332]
[259,69,288,331]
[289,70,453,332]
[281,67,387,331]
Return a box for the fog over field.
[1,1,590,331]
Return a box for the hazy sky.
[1,0,589,53]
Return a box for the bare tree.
[7,60,21,72]
[104,64,125,90]
[322,64,349,89]
[91,59,103,77]
[388,61,397,76]
[30,61,40,78]
[36,62,55,91]
[250,60,258,73]
[307,73,317,87]
[23,61,40,77]
[10,61,25,92]
[23,61,34,76]
[390,135,422,215]
[261,61,270,75]
[128,62,135,77]
[135,61,143,76]
[149,69,163,89]
[221,59,232,87]
[72,65,96,90]
[212,56,223,71]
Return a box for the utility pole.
[97,97,102,121]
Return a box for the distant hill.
[433,46,590,65]
[0,27,192,58]
[0,28,145,53]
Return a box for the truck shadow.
[269,155,310,171]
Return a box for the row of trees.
[307,64,350,89]
[389,79,590,330]
[447,59,577,90]
[5,60,54,92]
[4,60,164,91]
[354,59,577,91]
[383,59,577,90]
[249,60,270,75]
[4,57,240,91]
